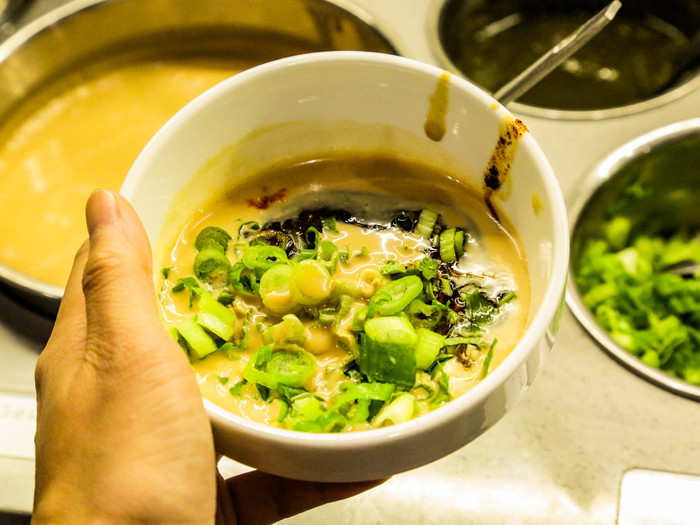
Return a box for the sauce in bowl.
[158,154,530,431]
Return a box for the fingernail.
[86,190,118,236]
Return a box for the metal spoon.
[494,0,622,105]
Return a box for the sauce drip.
[424,72,450,142]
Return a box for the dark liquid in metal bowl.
[439,0,699,110]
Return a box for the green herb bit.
[277,384,307,403]
[172,277,203,307]
[216,375,229,386]
[381,260,407,276]
[355,246,369,258]
[161,267,173,279]
[195,226,232,252]
[338,246,350,263]
[228,380,247,397]
[322,217,338,232]
[416,258,440,280]
[217,290,235,306]
[257,384,271,401]
[481,339,497,378]
[430,363,451,406]
[498,291,517,306]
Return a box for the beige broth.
[0,58,249,286]
[158,155,530,430]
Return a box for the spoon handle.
[494,0,622,106]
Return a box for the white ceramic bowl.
[121,51,568,482]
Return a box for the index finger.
[45,239,89,350]
[225,470,386,525]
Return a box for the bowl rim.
[0,0,398,308]
[123,50,570,447]
[423,0,700,122]
[566,118,700,402]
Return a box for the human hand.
[33,190,382,525]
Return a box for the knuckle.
[34,352,51,394]
[82,249,124,295]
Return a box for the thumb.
[82,190,160,347]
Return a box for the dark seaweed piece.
[391,210,420,231]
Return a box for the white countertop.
[1,0,699,522]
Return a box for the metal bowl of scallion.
[567,118,700,401]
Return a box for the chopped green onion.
[194,248,231,287]
[273,398,289,422]
[322,217,338,232]
[368,275,423,317]
[161,267,173,279]
[196,292,236,341]
[360,316,417,387]
[372,393,415,427]
[237,221,260,240]
[294,260,332,306]
[176,318,217,360]
[305,226,321,248]
[259,264,298,314]
[454,229,465,258]
[439,228,457,262]
[242,245,288,275]
[481,339,497,378]
[195,226,232,252]
[229,262,260,295]
[415,209,438,238]
[407,299,446,329]
[381,260,407,275]
[264,314,307,345]
[415,328,445,370]
[318,308,336,326]
[296,248,317,262]
[243,346,316,389]
[217,375,229,386]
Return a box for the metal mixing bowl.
[567,119,700,400]
[426,0,700,120]
[0,0,395,316]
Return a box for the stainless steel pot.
[426,0,700,120]
[566,118,700,401]
[0,0,395,316]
